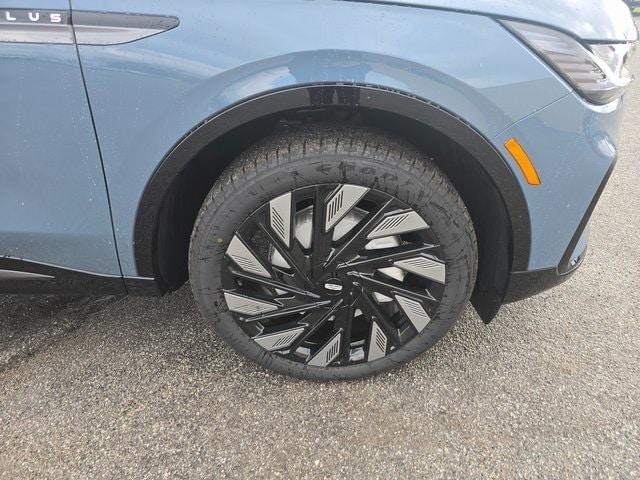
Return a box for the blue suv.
[1,1,636,379]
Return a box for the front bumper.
[494,92,623,303]
[504,267,575,304]
[504,156,615,303]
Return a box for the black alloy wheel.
[221,184,447,367]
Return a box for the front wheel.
[189,126,477,380]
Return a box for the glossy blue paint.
[73,0,574,276]
[3,0,66,8]
[0,40,121,275]
[494,93,621,270]
[361,0,638,41]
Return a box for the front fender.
[73,0,570,276]
[133,84,533,288]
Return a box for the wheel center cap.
[324,277,344,294]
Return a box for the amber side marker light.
[504,138,542,186]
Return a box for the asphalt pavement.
[1,47,639,480]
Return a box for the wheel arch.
[133,84,531,320]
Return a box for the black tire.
[189,125,477,380]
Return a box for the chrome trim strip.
[0,23,73,43]
[73,11,179,45]
[0,9,178,45]
[0,269,54,281]
[0,256,121,278]
[0,9,72,44]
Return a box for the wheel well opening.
[154,107,512,319]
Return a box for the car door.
[0,1,122,291]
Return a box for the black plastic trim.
[504,267,576,303]
[0,257,125,295]
[124,277,162,296]
[559,158,616,274]
[133,84,532,290]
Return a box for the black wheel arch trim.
[133,84,532,294]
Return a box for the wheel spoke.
[224,290,280,317]
[366,210,430,239]
[350,272,437,304]
[323,184,369,231]
[257,222,314,290]
[394,294,433,333]
[239,299,332,323]
[230,269,320,299]
[323,198,406,269]
[332,297,356,363]
[356,292,402,348]
[307,330,343,367]
[336,243,438,273]
[367,320,388,361]
[268,192,293,248]
[287,300,344,353]
[310,186,336,276]
[226,233,273,278]
[253,326,306,352]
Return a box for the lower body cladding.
[498,92,622,303]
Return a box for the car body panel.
[0,34,121,275]
[494,93,621,271]
[72,0,572,276]
[0,0,632,315]
[355,0,638,41]
[2,0,66,8]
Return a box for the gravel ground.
[1,46,640,480]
